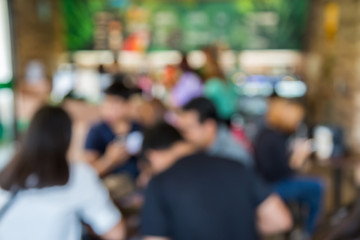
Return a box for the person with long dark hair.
[0,106,125,240]
[201,45,238,123]
[169,52,203,107]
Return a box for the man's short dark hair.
[183,97,219,123]
[104,81,141,100]
[142,122,183,154]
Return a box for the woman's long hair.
[0,106,72,190]
[202,45,226,81]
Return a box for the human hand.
[290,139,312,169]
[104,142,129,166]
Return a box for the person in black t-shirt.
[140,122,292,240]
[254,96,325,237]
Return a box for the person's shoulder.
[130,122,143,132]
[89,121,109,131]
[182,71,202,81]
[183,152,248,172]
[147,154,199,183]
[150,153,250,189]
[72,162,97,173]
[209,154,248,168]
[147,156,204,190]
[145,170,170,194]
[256,126,280,140]
[69,162,98,185]
[257,125,271,134]
[87,122,113,140]
[194,154,256,185]
[205,78,223,87]
[209,155,259,181]
[0,188,10,208]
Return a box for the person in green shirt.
[200,45,238,122]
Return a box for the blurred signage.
[62,0,309,51]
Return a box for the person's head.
[178,97,219,149]
[179,52,193,73]
[142,122,186,173]
[138,99,166,127]
[202,45,218,60]
[163,65,178,89]
[0,105,72,190]
[62,91,89,121]
[102,81,133,124]
[266,96,305,133]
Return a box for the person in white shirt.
[0,106,125,240]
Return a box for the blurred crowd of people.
[0,46,331,240]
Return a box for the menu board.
[62,0,309,51]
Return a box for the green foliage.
[61,0,105,51]
[233,0,308,49]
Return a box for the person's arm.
[84,143,129,177]
[101,220,126,240]
[143,237,170,240]
[84,126,128,176]
[289,139,312,170]
[256,194,293,235]
[246,169,292,235]
[76,163,126,239]
[84,151,110,176]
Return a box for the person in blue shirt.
[84,81,142,179]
